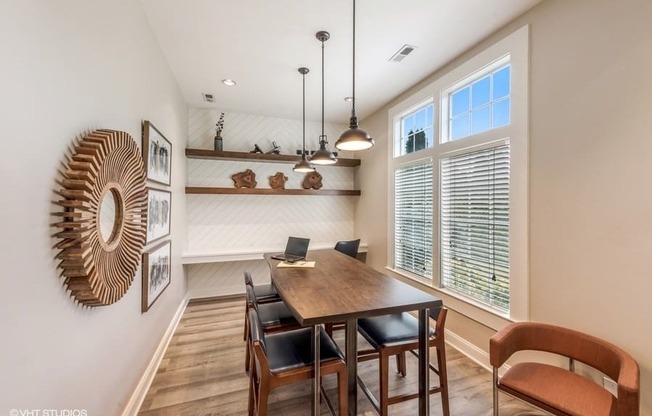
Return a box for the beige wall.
[355,0,652,413]
[0,0,188,414]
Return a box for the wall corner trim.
[121,294,190,416]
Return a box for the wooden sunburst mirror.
[54,129,148,306]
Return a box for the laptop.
[271,237,310,262]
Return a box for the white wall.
[185,109,357,297]
[355,0,652,413]
[0,0,188,414]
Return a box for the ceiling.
[140,0,542,123]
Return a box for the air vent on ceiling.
[202,93,215,103]
[389,44,416,63]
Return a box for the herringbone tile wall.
[186,108,357,297]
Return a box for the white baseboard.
[188,285,243,299]
[121,294,189,416]
[445,328,492,372]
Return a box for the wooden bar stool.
[244,271,281,304]
[357,307,450,416]
[244,285,301,373]
[247,308,348,416]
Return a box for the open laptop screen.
[272,236,310,261]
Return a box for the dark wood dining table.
[264,249,443,416]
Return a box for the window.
[449,65,511,141]
[441,144,510,312]
[396,103,434,156]
[388,25,528,324]
[394,162,433,278]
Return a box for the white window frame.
[387,25,529,329]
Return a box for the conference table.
[264,249,443,416]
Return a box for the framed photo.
[143,120,172,186]
[147,188,171,244]
[142,241,171,312]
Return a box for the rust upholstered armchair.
[490,322,639,416]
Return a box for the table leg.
[313,325,321,416]
[418,308,430,416]
[345,318,358,416]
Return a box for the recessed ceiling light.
[221,79,236,86]
[344,96,353,102]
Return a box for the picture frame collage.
[141,120,172,313]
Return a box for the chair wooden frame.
[357,308,450,416]
[247,310,348,416]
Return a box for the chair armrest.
[489,323,519,369]
[617,353,640,415]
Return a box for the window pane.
[472,76,490,109]
[397,103,435,156]
[471,106,491,134]
[493,66,510,100]
[451,88,469,117]
[493,98,510,128]
[441,144,510,312]
[395,163,433,278]
[451,114,470,140]
[402,114,414,138]
[415,108,426,130]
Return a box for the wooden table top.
[264,249,442,326]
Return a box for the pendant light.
[293,67,315,173]
[336,0,375,151]
[310,31,338,166]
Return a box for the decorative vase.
[214,134,223,151]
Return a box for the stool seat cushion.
[258,301,297,327]
[358,313,434,349]
[265,327,344,373]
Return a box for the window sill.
[385,266,514,331]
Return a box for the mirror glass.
[99,190,118,243]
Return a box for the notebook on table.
[271,237,310,263]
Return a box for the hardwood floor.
[138,297,545,416]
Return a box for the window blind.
[395,162,433,278]
[440,144,510,312]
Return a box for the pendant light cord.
[321,37,325,139]
[352,0,356,115]
[302,70,306,152]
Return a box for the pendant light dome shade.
[293,67,315,173]
[310,31,338,166]
[337,111,375,151]
[336,0,374,152]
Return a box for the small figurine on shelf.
[231,169,257,188]
[266,141,281,155]
[249,144,263,154]
[302,171,323,190]
[214,112,225,151]
[269,172,288,189]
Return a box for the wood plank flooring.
[138,297,545,416]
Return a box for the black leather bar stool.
[334,239,361,259]
[356,307,450,416]
[244,271,280,304]
[244,285,301,372]
[247,308,348,416]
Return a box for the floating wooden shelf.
[186,187,361,196]
[185,148,361,167]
